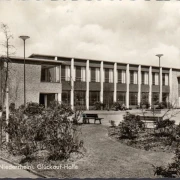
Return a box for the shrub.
[4,101,83,161]
[154,148,180,178]
[118,112,145,139]
[140,101,150,109]
[94,101,105,110]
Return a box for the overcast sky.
[0,0,180,68]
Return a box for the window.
[75,66,86,82]
[152,92,159,105]
[130,71,138,84]
[61,65,70,81]
[141,92,149,103]
[104,68,113,83]
[117,70,126,83]
[41,65,60,83]
[162,73,169,86]
[117,92,126,104]
[129,92,138,106]
[103,91,113,109]
[74,91,86,106]
[141,72,149,85]
[62,91,70,104]
[90,67,100,82]
[89,91,100,106]
[152,72,159,85]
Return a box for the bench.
[138,115,163,129]
[145,109,161,114]
[82,114,104,124]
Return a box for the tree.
[0,23,15,109]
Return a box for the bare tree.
[0,23,15,108]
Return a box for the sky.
[0,0,180,68]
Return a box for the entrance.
[39,93,57,107]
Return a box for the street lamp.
[156,54,163,103]
[19,36,30,106]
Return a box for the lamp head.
[156,54,163,58]
[19,36,30,41]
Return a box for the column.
[169,68,173,104]
[86,60,89,110]
[100,61,103,103]
[70,58,74,110]
[114,62,117,102]
[149,66,152,107]
[138,65,141,105]
[126,64,129,108]
[160,67,162,102]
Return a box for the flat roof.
[29,53,179,70]
[0,56,62,65]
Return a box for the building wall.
[171,70,180,106]
[8,63,61,107]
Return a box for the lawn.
[26,124,174,178]
[1,109,179,178]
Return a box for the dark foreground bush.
[4,101,83,161]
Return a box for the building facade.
[1,54,180,109]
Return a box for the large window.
[74,91,86,106]
[90,67,100,82]
[141,92,149,103]
[61,65,70,81]
[103,91,113,109]
[41,65,60,82]
[130,71,138,84]
[62,91,70,104]
[104,68,113,83]
[89,91,100,106]
[129,92,138,106]
[117,92,126,104]
[162,93,169,103]
[117,70,126,84]
[75,66,86,82]
[152,72,159,85]
[162,73,169,86]
[152,92,159,105]
[141,71,149,85]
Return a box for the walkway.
[0,159,38,178]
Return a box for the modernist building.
[1,53,180,110]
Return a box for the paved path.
[0,159,38,178]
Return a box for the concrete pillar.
[86,60,89,110]
[138,65,141,105]
[114,62,117,102]
[149,66,152,107]
[169,68,173,104]
[100,61,104,103]
[71,58,74,109]
[126,64,129,108]
[160,67,162,102]
[44,95,47,108]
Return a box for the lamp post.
[156,54,163,103]
[19,36,30,106]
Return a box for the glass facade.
[89,91,100,106]
[129,92,138,106]
[41,65,60,83]
[103,91,113,109]
[141,92,149,103]
[62,91,71,104]
[74,91,86,106]
[117,91,126,104]
[152,92,159,105]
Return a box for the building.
[1,53,180,110]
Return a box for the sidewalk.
[0,159,38,178]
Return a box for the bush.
[118,112,145,139]
[112,102,126,111]
[94,101,105,110]
[140,101,150,109]
[154,148,180,178]
[4,101,83,161]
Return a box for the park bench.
[138,115,163,128]
[145,109,161,114]
[82,114,104,124]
